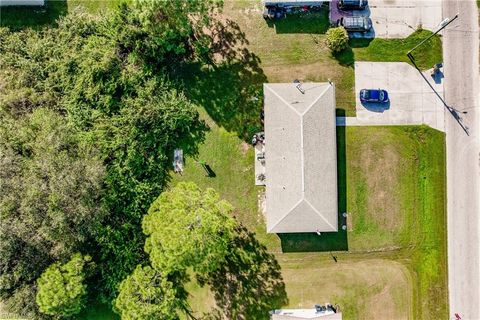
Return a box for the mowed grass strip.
[350,29,443,70]
[340,126,448,319]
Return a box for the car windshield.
[379,91,384,100]
[362,90,370,99]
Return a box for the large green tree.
[115,265,180,320]
[115,182,237,319]
[118,183,287,319]
[143,182,236,275]
[36,254,92,317]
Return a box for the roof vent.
[293,79,305,94]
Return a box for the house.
[263,82,338,233]
[0,0,44,6]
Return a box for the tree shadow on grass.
[349,38,373,48]
[176,19,267,141]
[198,225,288,319]
[333,47,355,67]
[0,0,67,30]
[332,38,373,67]
[278,126,348,253]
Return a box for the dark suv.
[338,16,372,32]
[337,0,368,10]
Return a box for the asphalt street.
[442,0,480,319]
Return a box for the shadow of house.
[278,126,348,252]
[332,38,374,68]
[0,0,67,30]
[266,9,330,34]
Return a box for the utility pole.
[407,14,459,61]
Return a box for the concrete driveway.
[369,0,442,38]
[330,0,442,38]
[338,62,445,131]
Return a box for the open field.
[278,255,412,319]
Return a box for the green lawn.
[350,29,443,70]
[172,121,447,319]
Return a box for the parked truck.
[263,0,329,19]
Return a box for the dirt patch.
[263,61,343,83]
[346,212,353,231]
[258,189,266,218]
[278,257,412,319]
[239,141,250,155]
[358,134,402,233]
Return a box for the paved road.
[442,0,480,319]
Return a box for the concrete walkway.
[337,62,445,131]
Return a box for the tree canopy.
[0,2,209,315]
[36,254,92,317]
[143,182,236,275]
[117,183,287,319]
[115,265,180,320]
[0,108,104,315]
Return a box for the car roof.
[343,16,370,26]
[369,89,380,99]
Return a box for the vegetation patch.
[349,29,443,70]
[0,0,126,30]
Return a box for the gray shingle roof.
[264,83,338,233]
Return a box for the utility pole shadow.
[407,54,469,136]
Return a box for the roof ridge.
[267,198,303,232]
[301,84,331,116]
[304,198,336,231]
[264,84,302,116]
[268,198,336,232]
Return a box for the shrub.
[36,254,92,317]
[326,27,349,52]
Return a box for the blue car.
[360,89,389,103]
